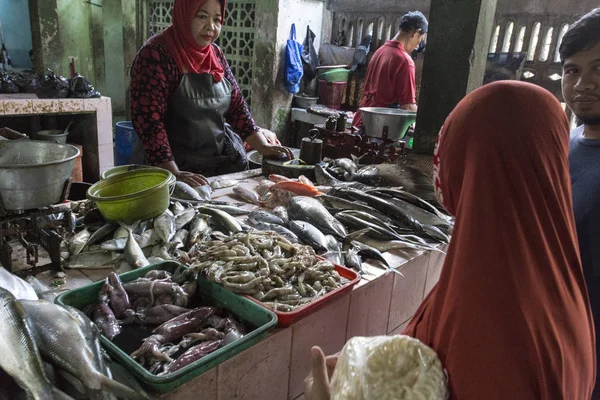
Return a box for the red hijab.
[404,81,595,399]
[162,0,225,81]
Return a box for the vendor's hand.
[304,346,338,400]
[175,171,209,187]
[257,143,294,161]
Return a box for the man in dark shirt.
[559,7,600,398]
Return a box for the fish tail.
[99,374,150,400]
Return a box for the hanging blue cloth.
[284,24,304,94]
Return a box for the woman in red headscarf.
[129,0,292,187]
[304,81,596,400]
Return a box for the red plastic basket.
[245,264,360,327]
[317,79,347,110]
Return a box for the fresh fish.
[288,196,347,239]
[154,209,176,243]
[171,229,188,249]
[314,162,370,191]
[186,215,210,248]
[330,187,423,232]
[323,235,343,265]
[175,208,196,230]
[288,220,329,252]
[0,266,38,300]
[195,184,212,200]
[336,209,394,233]
[367,188,449,221]
[343,243,363,274]
[316,194,393,224]
[274,189,294,205]
[371,191,451,228]
[354,162,436,202]
[173,181,203,201]
[105,272,131,318]
[248,210,285,226]
[25,275,64,302]
[113,226,129,239]
[68,250,120,269]
[101,237,128,251]
[135,229,161,249]
[210,178,240,190]
[250,221,300,243]
[335,212,402,241]
[198,204,250,216]
[146,256,166,265]
[0,288,71,400]
[352,242,391,267]
[20,300,147,400]
[272,205,289,223]
[298,175,315,187]
[171,201,186,215]
[136,219,153,235]
[232,185,261,205]
[198,206,242,234]
[270,181,321,197]
[120,222,149,269]
[268,174,292,183]
[152,244,174,260]
[255,180,276,196]
[84,223,117,250]
[69,228,91,255]
[333,158,358,181]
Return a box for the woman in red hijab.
[305,81,596,399]
[129,0,291,187]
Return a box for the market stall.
[0,153,448,399]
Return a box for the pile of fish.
[183,231,349,312]
[63,200,250,271]
[0,286,147,400]
[171,177,241,201]
[90,269,248,376]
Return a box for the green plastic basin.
[55,261,278,394]
[317,68,351,83]
[87,168,173,224]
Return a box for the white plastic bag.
[330,335,448,400]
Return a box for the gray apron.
[131,73,248,176]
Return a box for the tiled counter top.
[0,94,114,178]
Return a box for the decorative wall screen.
[145,0,256,107]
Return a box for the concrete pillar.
[103,0,127,117]
[28,0,62,73]
[90,1,107,96]
[122,0,138,119]
[412,0,498,155]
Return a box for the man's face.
[407,30,426,53]
[562,41,600,125]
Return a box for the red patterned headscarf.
[405,81,595,399]
[162,0,225,81]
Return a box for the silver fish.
[171,201,186,215]
[20,300,147,400]
[298,175,315,187]
[195,184,212,200]
[198,206,242,234]
[210,178,240,190]
[135,229,161,249]
[171,229,189,249]
[0,289,71,400]
[232,185,261,205]
[249,221,299,243]
[255,180,275,196]
[288,196,347,239]
[113,226,129,239]
[120,222,149,269]
[323,235,343,265]
[152,244,174,260]
[100,237,128,251]
[69,228,91,255]
[288,220,329,252]
[187,215,210,248]
[272,205,289,223]
[333,158,358,181]
[175,208,196,230]
[85,223,117,249]
[248,210,285,226]
[68,250,120,269]
[199,204,251,216]
[154,209,176,243]
[173,181,203,200]
[0,266,38,300]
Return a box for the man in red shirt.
[352,11,428,129]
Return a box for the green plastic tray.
[317,68,351,83]
[55,261,278,394]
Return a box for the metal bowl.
[293,94,319,109]
[360,107,417,140]
[0,141,80,210]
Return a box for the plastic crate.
[55,261,278,394]
[246,264,360,327]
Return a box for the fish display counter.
[0,159,449,399]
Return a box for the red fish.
[270,181,322,197]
